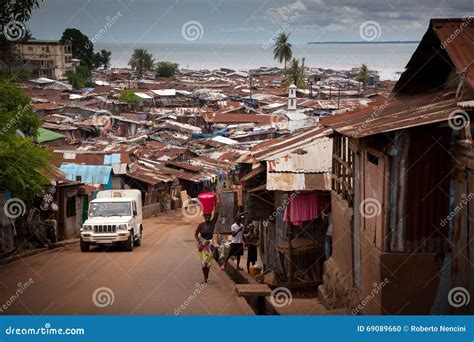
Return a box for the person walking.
[194,205,219,283]
[221,215,244,270]
[244,223,258,273]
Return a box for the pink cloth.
[284,193,324,225]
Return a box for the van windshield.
[89,202,131,217]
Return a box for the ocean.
[95,42,418,80]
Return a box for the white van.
[80,189,143,252]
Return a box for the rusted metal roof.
[394,18,474,94]
[431,18,474,89]
[266,172,331,191]
[251,125,333,160]
[203,113,282,124]
[320,92,459,138]
[266,137,332,173]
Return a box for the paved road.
[0,211,248,315]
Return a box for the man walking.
[244,223,258,273]
[221,215,244,270]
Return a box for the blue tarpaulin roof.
[59,164,112,185]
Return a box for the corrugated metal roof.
[394,18,474,94]
[266,137,332,173]
[266,172,331,191]
[320,92,459,138]
[431,18,474,89]
[251,125,333,160]
[203,113,282,124]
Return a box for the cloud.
[264,0,473,39]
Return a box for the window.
[332,134,355,205]
[66,196,76,217]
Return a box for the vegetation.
[93,49,112,69]
[119,89,141,108]
[0,76,51,198]
[155,61,179,78]
[128,48,154,78]
[283,58,306,88]
[65,65,94,89]
[60,28,94,68]
[14,69,33,81]
[273,32,293,69]
[355,63,369,85]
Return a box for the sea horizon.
[96,42,417,81]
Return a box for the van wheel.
[80,240,90,252]
[125,230,134,251]
[135,226,142,246]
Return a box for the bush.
[155,61,179,78]
[15,69,33,81]
[119,89,141,108]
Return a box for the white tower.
[288,84,297,111]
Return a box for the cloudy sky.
[28,0,473,44]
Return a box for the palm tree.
[100,50,112,69]
[128,48,154,78]
[284,58,306,88]
[273,32,292,69]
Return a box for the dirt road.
[0,210,248,315]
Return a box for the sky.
[27,0,473,44]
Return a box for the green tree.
[93,52,103,69]
[0,0,43,75]
[119,89,141,108]
[128,48,154,78]
[0,77,51,198]
[99,49,111,69]
[273,32,292,69]
[65,65,92,89]
[92,49,112,70]
[155,61,179,78]
[283,58,306,88]
[65,71,84,89]
[355,63,369,85]
[60,28,94,68]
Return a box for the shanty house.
[318,18,474,314]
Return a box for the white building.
[13,40,76,80]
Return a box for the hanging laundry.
[283,193,325,226]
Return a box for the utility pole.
[249,74,253,101]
